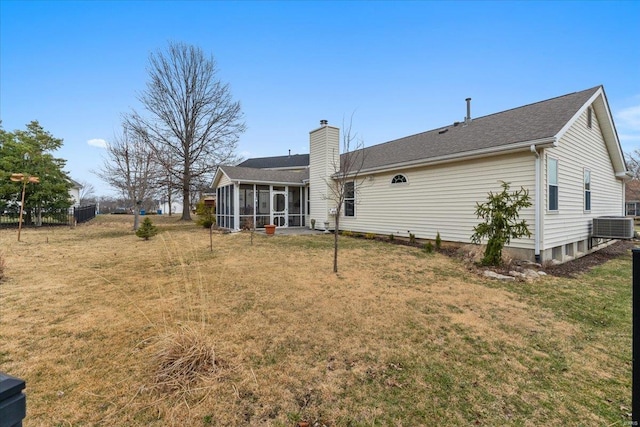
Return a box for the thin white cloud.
[616,103,640,154]
[87,138,108,148]
[618,105,640,130]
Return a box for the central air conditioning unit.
[591,216,634,239]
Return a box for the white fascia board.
[337,137,556,178]
[212,167,231,188]
[233,179,306,186]
[555,88,603,140]
[555,87,627,176]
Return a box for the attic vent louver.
[438,128,448,135]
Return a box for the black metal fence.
[0,204,96,228]
[73,204,97,224]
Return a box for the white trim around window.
[390,174,408,184]
[584,168,591,212]
[344,181,355,217]
[548,157,559,212]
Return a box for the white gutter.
[617,171,633,182]
[530,145,542,263]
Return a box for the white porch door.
[272,192,288,227]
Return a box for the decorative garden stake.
[10,173,40,242]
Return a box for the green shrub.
[389,234,395,241]
[435,232,442,250]
[423,241,434,254]
[409,233,416,244]
[136,217,158,240]
[195,200,215,228]
[342,230,354,237]
[471,181,531,266]
[364,233,376,240]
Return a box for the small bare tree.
[128,42,245,221]
[324,118,367,273]
[94,125,159,230]
[626,150,640,180]
[78,180,96,205]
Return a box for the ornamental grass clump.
[136,217,158,240]
[152,326,218,392]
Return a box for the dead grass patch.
[150,326,220,393]
[0,215,632,426]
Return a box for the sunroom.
[213,166,308,230]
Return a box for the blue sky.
[1,1,639,196]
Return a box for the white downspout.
[530,145,541,263]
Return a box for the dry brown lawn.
[0,215,632,426]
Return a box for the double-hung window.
[584,169,591,211]
[344,182,355,217]
[548,157,559,211]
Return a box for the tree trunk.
[181,184,191,220]
[333,215,339,273]
[133,208,140,231]
[181,161,192,221]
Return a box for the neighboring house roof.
[351,86,604,173]
[237,154,310,169]
[69,178,83,189]
[219,165,309,184]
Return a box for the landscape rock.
[484,270,515,281]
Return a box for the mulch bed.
[346,232,635,278]
[544,240,636,278]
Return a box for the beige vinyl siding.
[340,152,537,249]
[309,126,339,228]
[543,105,624,249]
[217,173,232,188]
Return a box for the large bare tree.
[94,126,159,230]
[128,42,245,220]
[324,118,367,273]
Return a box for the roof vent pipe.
[465,98,472,123]
[320,119,328,126]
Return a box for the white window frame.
[584,169,591,212]
[344,181,355,217]
[548,157,559,212]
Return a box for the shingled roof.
[237,154,309,169]
[349,86,601,172]
[220,86,607,184]
[219,165,308,184]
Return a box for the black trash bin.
[0,372,26,427]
